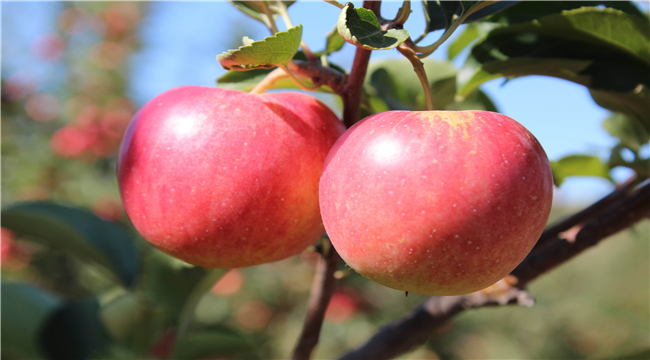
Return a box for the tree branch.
[291,3,381,358]
[340,179,650,360]
[530,175,640,253]
[292,241,341,360]
[513,179,650,286]
[342,0,380,128]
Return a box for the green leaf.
[485,1,647,25]
[172,327,255,359]
[228,1,295,28]
[99,291,148,340]
[460,57,593,97]
[216,68,274,91]
[337,3,409,50]
[2,282,62,359]
[448,23,482,60]
[609,145,650,178]
[473,7,650,66]
[461,7,650,119]
[365,58,458,111]
[590,87,650,126]
[1,201,139,286]
[177,269,228,339]
[217,25,303,70]
[216,53,345,93]
[602,113,650,153]
[324,25,346,55]
[2,282,109,360]
[424,1,517,32]
[144,250,224,328]
[550,155,612,186]
[446,89,499,112]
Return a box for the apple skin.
[118,86,345,268]
[320,110,553,296]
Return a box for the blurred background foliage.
[1,2,648,360]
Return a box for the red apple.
[118,86,345,268]
[320,110,553,296]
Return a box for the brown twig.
[291,3,382,358]
[530,175,640,253]
[339,180,650,360]
[292,241,341,360]
[512,179,650,286]
[342,0,380,128]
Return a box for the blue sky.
[3,1,646,205]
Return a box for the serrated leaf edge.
[217,25,303,70]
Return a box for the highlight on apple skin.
[319,110,553,296]
[118,86,345,268]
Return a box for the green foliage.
[337,3,409,50]
[550,155,612,186]
[461,7,650,122]
[423,0,517,32]
[3,2,649,359]
[2,283,109,360]
[324,25,346,55]
[363,57,498,114]
[172,326,255,359]
[484,1,646,25]
[1,202,139,286]
[217,25,303,70]
[603,113,650,153]
[228,1,295,29]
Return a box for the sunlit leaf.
[228,1,295,28]
[324,25,346,54]
[602,113,650,153]
[485,1,647,25]
[337,3,409,50]
[217,25,303,70]
[461,7,650,119]
[550,155,612,186]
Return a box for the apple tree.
[2,1,649,359]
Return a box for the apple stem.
[397,41,435,111]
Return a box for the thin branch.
[342,47,372,128]
[249,60,346,95]
[291,3,380,358]
[530,175,640,253]
[341,0,380,128]
[513,179,650,286]
[292,240,341,360]
[340,180,650,360]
